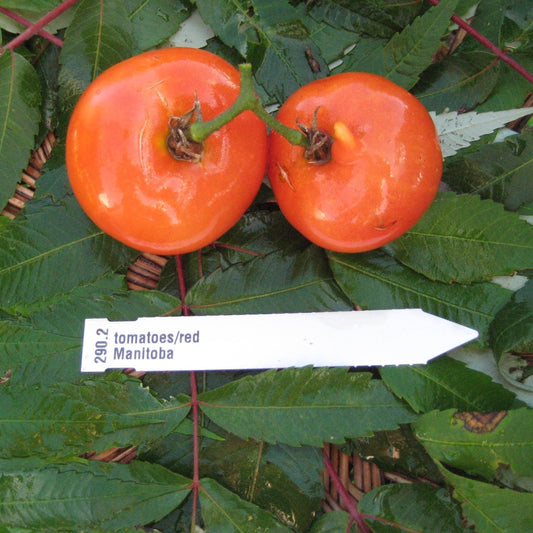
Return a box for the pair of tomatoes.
[66,48,442,255]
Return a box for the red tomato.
[66,47,267,255]
[268,72,442,253]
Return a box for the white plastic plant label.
[80,309,478,372]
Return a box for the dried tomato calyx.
[166,99,204,163]
[297,107,332,164]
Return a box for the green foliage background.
[0,0,532,531]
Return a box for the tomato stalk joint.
[298,107,332,164]
[166,97,204,163]
[188,63,309,149]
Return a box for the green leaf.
[309,511,357,533]
[0,4,72,36]
[1,274,180,385]
[198,436,320,530]
[0,317,78,361]
[342,0,458,89]
[186,246,352,315]
[414,51,501,113]
[353,425,443,484]
[0,1,59,11]
[414,408,533,481]
[210,210,309,269]
[200,477,293,532]
[303,14,362,66]
[328,249,512,342]
[443,132,533,210]
[263,443,324,500]
[253,1,328,102]
[0,379,189,458]
[0,460,190,530]
[200,478,293,533]
[198,367,416,446]
[444,467,533,533]
[305,0,403,38]
[20,140,71,204]
[476,4,533,110]
[380,355,518,413]
[195,0,250,58]
[359,483,466,533]
[196,0,326,103]
[461,0,506,51]
[58,0,135,129]
[0,52,41,211]
[490,279,533,359]
[478,53,533,112]
[2,4,533,532]
[504,1,533,44]
[175,208,308,289]
[519,201,533,216]
[0,197,136,313]
[125,0,191,51]
[384,193,533,283]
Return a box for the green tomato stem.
[188,63,308,148]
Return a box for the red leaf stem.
[213,241,264,257]
[175,254,200,529]
[189,370,200,526]
[0,0,79,54]
[322,448,372,533]
[427,0,533,85]
[175,254,190,317]
[197,250,204,279]
[0,7,63,47]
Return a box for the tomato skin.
[268,72,442,253]
[66,47,267,255]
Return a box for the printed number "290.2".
[94,328,108,363]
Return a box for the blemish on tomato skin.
[372,219,397,231]
[138,119,149,172]
[277,163,295,191]
[155,87,169,110]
